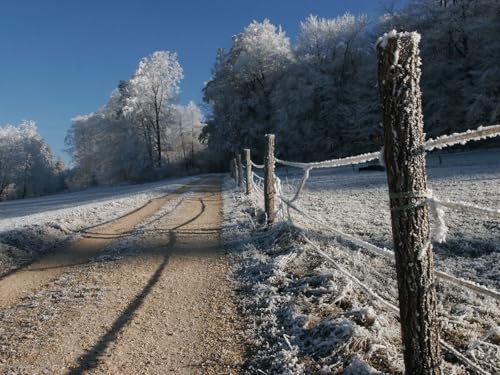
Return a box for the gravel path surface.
[0,176,243,374]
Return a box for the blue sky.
[0,0,392,161]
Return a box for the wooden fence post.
[232,158,238,183]
[237,153,243,188]
[244,149,252,195]
[377,31,441,374]
[229,159,233,179]
[264,134,276,224]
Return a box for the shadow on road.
[66,195,209,375]
[67,232,175,375]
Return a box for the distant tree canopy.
[202,0,500,162]
[66,51,208,188]
[0,121,64,200]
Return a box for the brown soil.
[0,176,244,374]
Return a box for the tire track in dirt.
[0,182,193,308]
[0,176,244,374]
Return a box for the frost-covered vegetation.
[1,52,210,201]
[224,150,500,374]
[66,51,211,189]
[0,121,64,201]
[3,0,499,200]
[203,0,500,162]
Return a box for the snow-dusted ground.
[0,176,201,222]
[0,175,200,276]
[223,149,500,374]
[278,149,500,289]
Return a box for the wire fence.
[234,123,500,375]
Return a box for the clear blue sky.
[0,0,392,162]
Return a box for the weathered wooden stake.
[232,158,238,183]
[229,159,234,179]
[377,31,441,374]
[237,153,243,188]
[244,149,252,195]
[264,134,276,224]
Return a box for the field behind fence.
[229,31,500,375]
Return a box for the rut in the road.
[0,176,244,375]
[0,184,191,308]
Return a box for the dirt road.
[0,176,244,374]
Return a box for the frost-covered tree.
[203,15,375,162]
[275,13,374,160]
[66,51,211,187]
[203,20,293,158]
[170,101,206,167]
[203,2,500,163]
[184,101,205,161]
[124,51,183,167]
[0,121,62,200]
[66,106,148,187]
[377,0,500,138]
[67,79,154,187]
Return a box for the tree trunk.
[191,113,195,167]
[179,124,187,161]
[22,158,30,199]
[154,98,163,168]
[156,121,162,168]
[229,159,234,179]
[143,123,154,167]
[0,181,7,200]
[377,31,441,375]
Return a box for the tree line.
[0,51,209,200]
[65,51,210,188]
[202,0,500,162]
[0,121,64,200]
[1,0,498,200]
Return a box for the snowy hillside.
[223,149,500,374]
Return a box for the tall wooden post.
[237,153,243,188]
[229,159,234,179]
[264,134,276,224]
[377,31,441,374]
[232,158,238,183]
[244,149,252,195]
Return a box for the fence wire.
[237,123,500,373]
[275,124,500,171]
[298,230,492,375]
[251,161,265,169]
[278,191,500,302]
